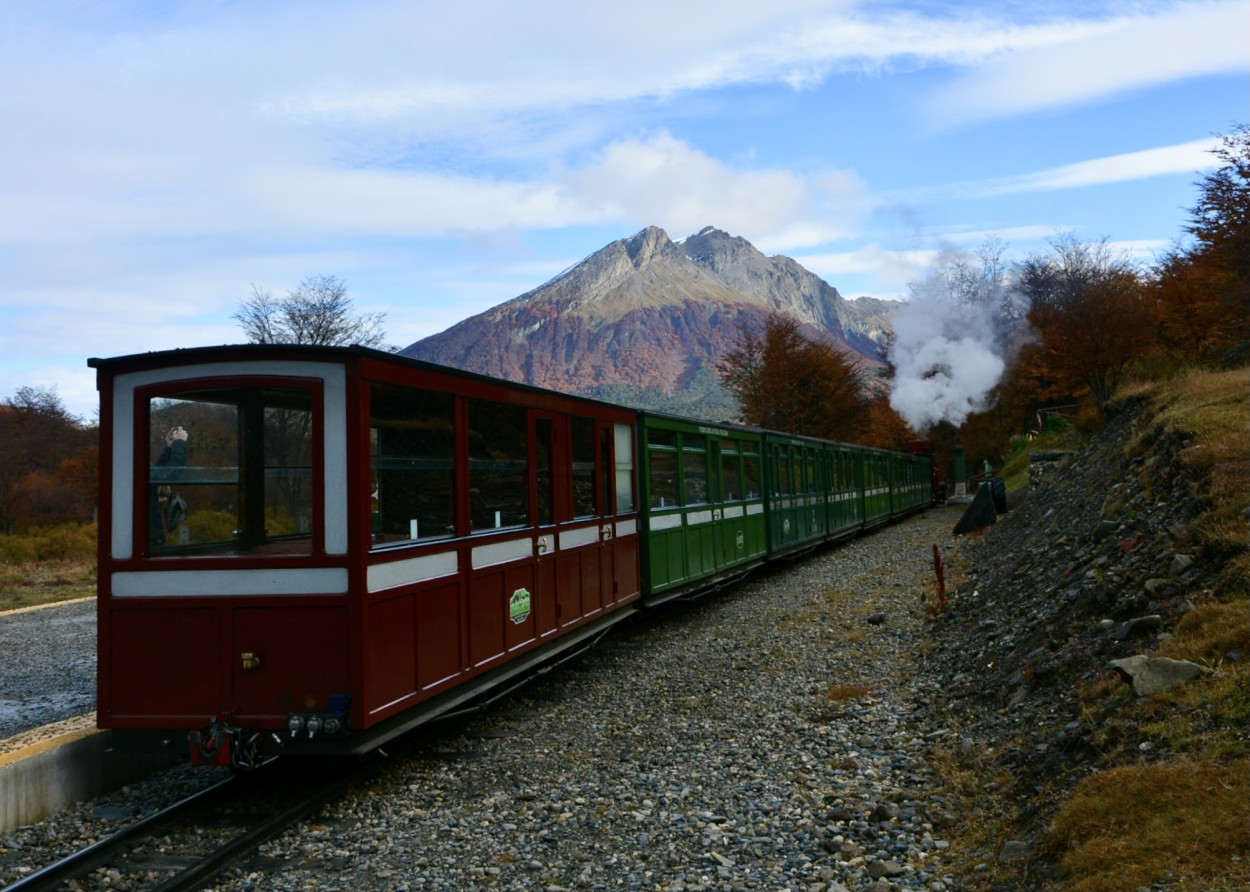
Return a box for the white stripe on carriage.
[560,526,599,550]
[368,551,458,592]
[471,537,532,569]
[113,568,349,597]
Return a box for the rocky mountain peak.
[622,225,673,267]
[402,226,895,418]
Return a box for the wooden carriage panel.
[613,532,640,603]
[363,592,417,715]
[106,606,225,719]
[555,549,582,628]
[231,606,350,723]
[415,578,462,691]
[469,567,506,667]
[579,545,603,616]
[534,547,559,637]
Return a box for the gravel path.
[0,598,95,745]
[1,507,968,891]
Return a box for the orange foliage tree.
[1156,125,1249,365]
[1016,235,1156,408]
[0,387,96,533]
[718,314,870,441]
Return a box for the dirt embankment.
[920,382,1249,891]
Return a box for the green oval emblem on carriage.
[509,587,531,625]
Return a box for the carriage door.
[532,413,562,638]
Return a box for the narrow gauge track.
[0,623,625,892]
[1,756,376,892]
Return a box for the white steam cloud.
[888,243,1030,431]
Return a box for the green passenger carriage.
[637,413,768,603]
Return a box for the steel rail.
[0,774,241,892]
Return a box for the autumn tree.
[1016,235,1156,408]
[718,314,869,441]
[858,392,915,451]
[0,387,96,533]
[1156,124,1250,364]
[234,274,390,348]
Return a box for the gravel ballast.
[2,507,967,891]
[0,598,95,747]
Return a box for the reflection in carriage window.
[742,450,761,499]
[370,383,456,545]
[469,400,529,532]
[572,417,597,518]
[145,388,314,557]
[720,439,741,501]
[682,435,708,506]
[648,448,677,509]
[775,448,792,497]
[614,424,635,514]
[535,418,554,526]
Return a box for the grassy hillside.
[938,367,1249,891]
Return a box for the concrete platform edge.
[0,729,176,833]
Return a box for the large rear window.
[143,386,317,557]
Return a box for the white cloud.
[978,138,1224,194]
[562,132,868,244]
[928,0,1250,125]
[794,245,940,293]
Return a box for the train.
[90,344,937,768]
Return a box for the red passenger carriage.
[91,345,641,766]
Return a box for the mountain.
[400,226,895,419]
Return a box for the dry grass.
[826,682,872,702]
[1048,760,1250,892]
[1145,367,1250,585]
[0,523,97,612]
[1040,368,1250,890]
[0,558,96,612]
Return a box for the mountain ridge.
[402,226,895,417]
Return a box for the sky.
[1,0,1246,420]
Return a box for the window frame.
[134,377,325,561]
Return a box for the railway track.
[1,756,375,892]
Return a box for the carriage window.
[682,435,708,506]
[535,418,554,527]
[648,428,676,449]
[614,424,635,514]
[775,449,792,496]
[371,384,456,545]
[648,448,677,509]
[572,417,597,518]
[599,426,613,517]
[145,387,315,557]
[743,450,761,499]
[469,400,529,531]
[721,440,741,502]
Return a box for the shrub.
[0,536,39,565]
[0,523,95,563]
[1044,413,1071,434]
